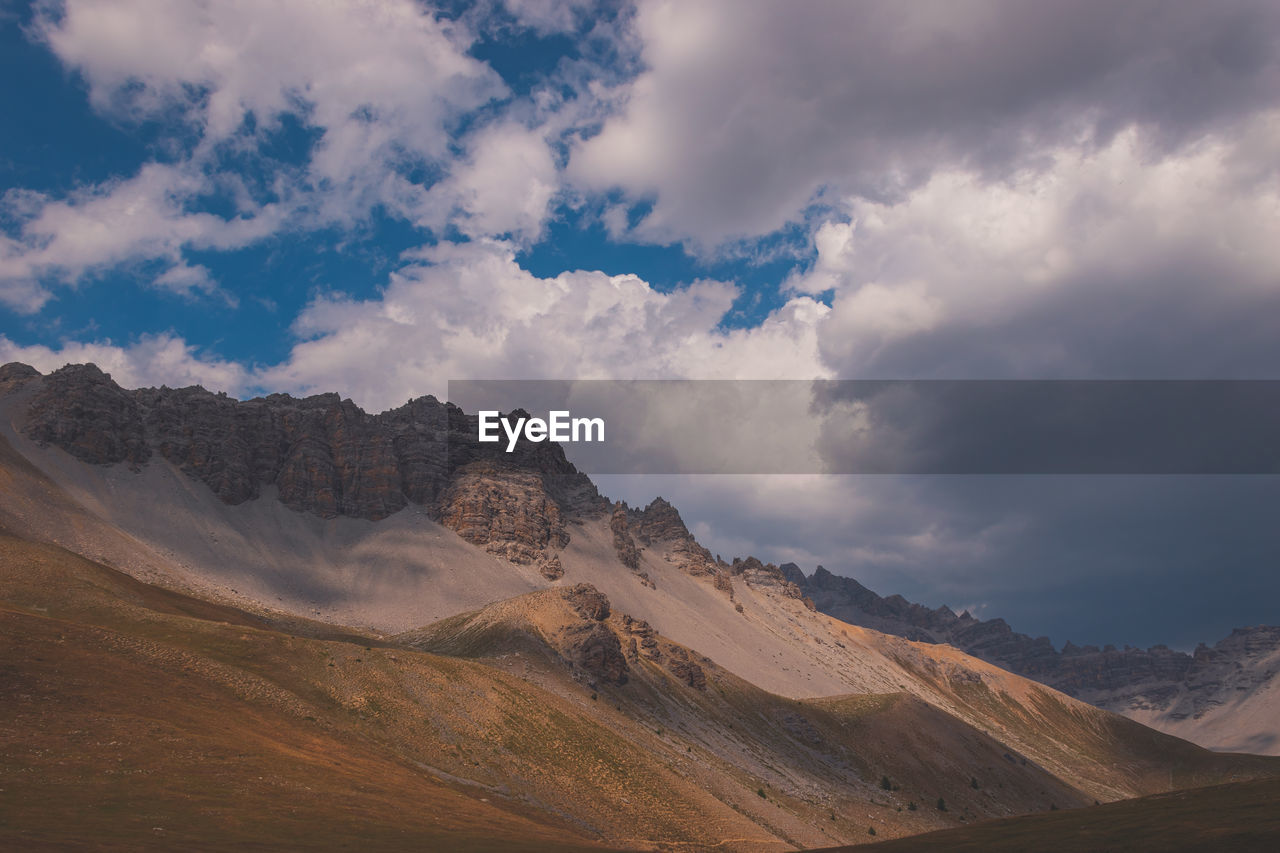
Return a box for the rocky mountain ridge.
[788,561,1279,741]
[3,362,606,570]
[2,363,806,601]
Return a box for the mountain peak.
[778,561,807,585]
[15,363,607,550]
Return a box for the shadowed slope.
[816,778,1280,853]
[797,563,1280,756]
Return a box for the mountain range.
[787,564,1280,756]
[2,361,1278,851]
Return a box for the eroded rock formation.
[610,503,641,570]
[555,585,627,686]
[11,363,606,566]
[438,463,569,564]
[632,497,719,577]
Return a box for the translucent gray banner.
[446,380,1280,475]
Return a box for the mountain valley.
[3,362,1279,851]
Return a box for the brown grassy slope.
[0,531,1117,851]
[0,610,607,853]
[0,434,1101,849]
[3,534,1278,852]
[8,530,938,850]
[0,534,613,852]
[814,778,1280,853]
[402,591,1280,845]
[2,532,796,850]
[4,425,1279,851]
[884,650,1280,802]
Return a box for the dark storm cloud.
[452,379,1280,475]
[810,380,1280,474]
[835,475,1280,652]
[884,0,1280,165]
[456,0,1280,654]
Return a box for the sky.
[2,0,1279,650]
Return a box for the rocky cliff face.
[618,613,708,689]
[8,363,606,566]
[0,362,40,395]
[545,584,709,692]
[732,556,812,608]
[630,497,719,577]
[1056,626,1280,723]
[790,562,1279,725]
[609,503,641,570]
[608,502,656,588]
[622,497,752,600]
[556,585,628,686]
[437,462,570,564]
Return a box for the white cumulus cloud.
[260,239,831,411]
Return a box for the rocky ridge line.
[787,562,1280,724]
[4,363,606,569]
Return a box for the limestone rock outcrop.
[562,584,611,622]
[538,554,564,581]
[438,462,569,564]
[610,503,641,570]
[561,622,629,687]
[25,364,151,468]
[0,362,40,396]
[632,497,719,577]
[622,614,660,660]
[554,586,626,686]
[610,503,655,588]
[617,615,706,689]
[731,556,806,600]
[663,646,708,690]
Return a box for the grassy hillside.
[891,653,1280,801]
[0,534,608,851]
[4,527,1279,850]
[404,588,1280,844]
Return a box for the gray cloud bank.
[573,0,1280,246]
[455,379,1280,475]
